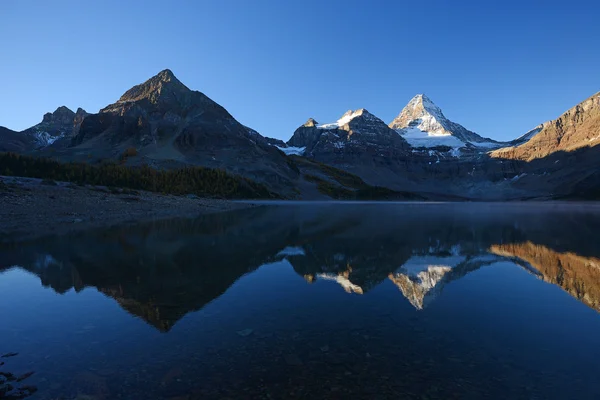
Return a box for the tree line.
[0,152,278,199]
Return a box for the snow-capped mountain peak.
[390,94,449,136]
[406,94,446,123]
[390,94,498,149]
[286,108,409,158]
[318,109,378,129]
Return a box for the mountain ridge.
[491,91,600,160]
[1,70,599,200]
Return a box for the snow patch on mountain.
[400,126,465,148]
[34,130,63,146]
[317,109,376,130]
[276,145,305,156]
[470,140,505,149]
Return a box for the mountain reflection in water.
[2,203,600,331]
[2,203,600,400]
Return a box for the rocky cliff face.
[287,118,322,150]
[492,92,600,160]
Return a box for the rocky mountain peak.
[390,94,494,145]
[341,108,370,118]
[318,108,381,130]
[288,107,409,158]
[21,105,88,147]
[55,105,75,114]
[303,118,319,127]
[73,107,89,127]
[42,106,75,124]
[156,68,176,82]
[390,94,448,133]
[408,94,444,117]
[114,69,191,106]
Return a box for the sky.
[0,0,598,141]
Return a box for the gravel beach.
[0,176,253,242]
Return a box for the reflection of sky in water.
[2,203,600,399]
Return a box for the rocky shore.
[0,176,253,243]
[0,352,36,399]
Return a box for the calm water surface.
[1,203,600,399]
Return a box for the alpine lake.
[2,202,600,399]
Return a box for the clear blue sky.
[1,0,598,141]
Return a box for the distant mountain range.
[1,69,599,200]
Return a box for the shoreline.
[0,176,255,243]
[2,175,598,243]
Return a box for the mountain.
[0,70,299,195]
[389,94,499,149]
[491,92,600,160]
[485,92,600,199]
[59,69,298,193]
[0,106,88,151]
[286,109,410,161]
[2,70,599,200]
[279,91,600,200]
[285,95,500,158]
[23,106,89,147]
[0,126,37,152]
[282,106,518,200]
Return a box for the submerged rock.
[236,328,254,337]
